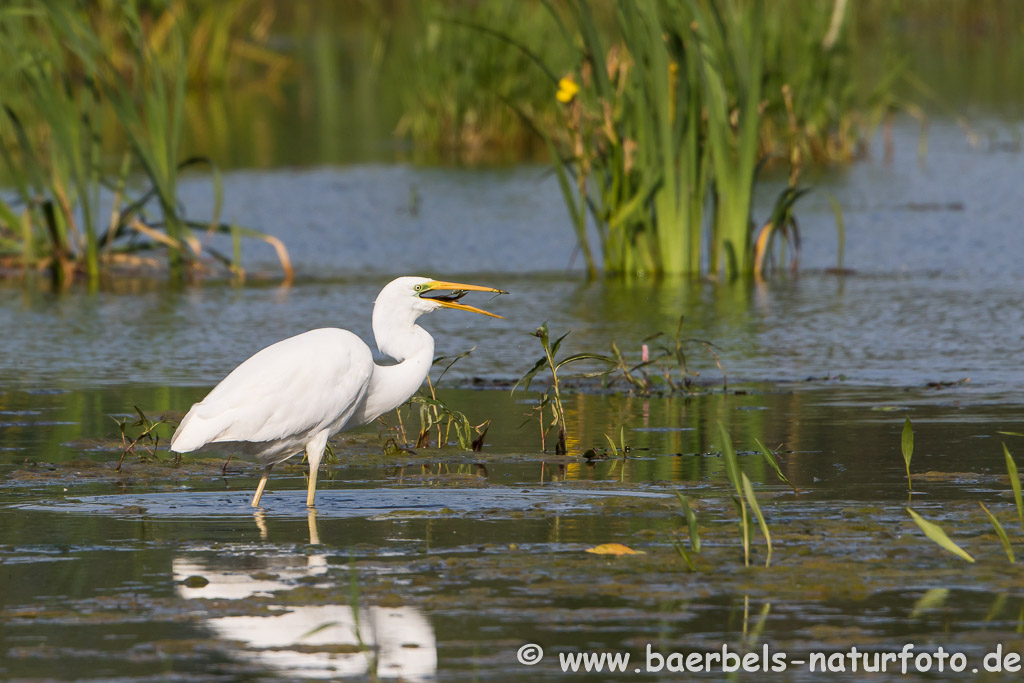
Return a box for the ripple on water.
[17,487,669,519]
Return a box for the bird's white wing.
[171,328,374,452]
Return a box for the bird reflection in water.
[174,509,436,680]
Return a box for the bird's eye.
[414,284,423,292]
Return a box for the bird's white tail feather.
[171,404,215,453]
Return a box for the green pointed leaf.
[979,502,1015,563]
[906,508,975,563]
[902,417,914,491]
[718,423,741,498]
[901,417,914,465]
[512,356,549,394]
[1004,443,1023,525]
[742,473,772,568]
[675,491,701,553]
[554,352,617,372]
[549,330,570,358]
[754,437,793,488]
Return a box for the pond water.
[3,120,1024,681]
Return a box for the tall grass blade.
[718,422,742,499]
[741,472,772,568]
[906,508,975,563]
[979,502,1015,564]
[718,422,750,566]
[675,490,701,553]
[1004,443,1023,526]
[670,535,697,572]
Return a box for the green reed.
[719,423,772,567]
[979,502,1015,564]
[1004,443,1023,526]
[525,0,808,277]
[0,1,290,286]
[429,0,920,278]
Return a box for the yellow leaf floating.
[556,77,579,103]
[585,543,645,556]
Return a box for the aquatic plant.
[1003,443,1023,526]
[514,322,615,454]
[901,417,914,493]
[0,1,292,287]
[905,508,975,563]
[978,502,1015,564]
[388,349,489,452]
[608,317,726,395]
[754,437,799,494]
[719,423,772,567]
[112,406,173,471]
[669,490,702,571]
[395,0,571,163]
[603,425,628,458]
[443,0,917,277]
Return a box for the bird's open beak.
[419,280,508,319]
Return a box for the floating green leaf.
[906,508,975,563]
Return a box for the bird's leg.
[305,430,330,508]
[251,464,274,507]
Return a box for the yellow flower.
[556,76,579,103]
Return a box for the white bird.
[170,276,506,508]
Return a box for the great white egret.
[170,276,506,508]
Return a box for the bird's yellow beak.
[419,280,508,319]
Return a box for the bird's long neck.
[355,307,435,425]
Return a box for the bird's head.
[378,276,507,320]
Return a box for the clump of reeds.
[442,0,909,278]
[0,1,291,287]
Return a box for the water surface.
[3,121,1024,681]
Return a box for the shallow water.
[2,123,1023,396]
[3,120,1024,680]
[3,384,1024,680]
